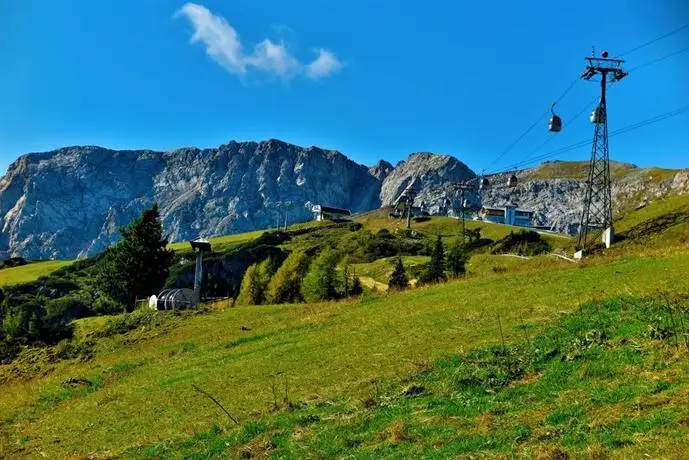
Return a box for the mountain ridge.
[1,139,688,259]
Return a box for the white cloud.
[176,3,342,81]
[306,49,343,79]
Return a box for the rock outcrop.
[379,153,475,206]
[0,140,380,259]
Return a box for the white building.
[480,204,534,227]
[312,205,352,221]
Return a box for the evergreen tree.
[266,251,310,304]
[337,257,363,298]
[237,259,272,306]
[446,239,468,278]
[301,248,341,302]
[421,235,446,284]
[388,257,409,290]
[96,204,175,310]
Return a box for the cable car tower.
[576,50,628,257]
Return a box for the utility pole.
[457,181,470,243]
[576,50,628,257]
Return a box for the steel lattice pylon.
[577,82,612,249]
[576,53,627,253]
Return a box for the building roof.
[312,205,352,215]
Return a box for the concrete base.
[602,227,614,249]
[574,250,585,260]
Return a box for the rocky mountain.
[423,160,689,234]
[379,152,475,206]
[1,140,687,259]
[0,140,380,259]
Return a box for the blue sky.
[1,0,688,175]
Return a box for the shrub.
[389,258,409,290]
[413,216,430,223]
[266,251,311,304]
[302,249,341,302]
[92,295,124,315]
[490,230,551,256]
[348,222,363,232]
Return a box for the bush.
[266,251,311,304]
[490,230,552,256]
[412,216,430,223]
[92,295,124,315]
[348,222,363,232]
[302,249,341,302]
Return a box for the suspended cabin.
[548,103,562,132]
[507,174,518,187]
[548,114,562,132]
[479,177,490,190]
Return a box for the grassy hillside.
[1,245,688,457]
[354,209,570,250]
[0,260,74,287]
[2,197,689,457]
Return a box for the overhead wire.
[628,45,689,72]
[615,23,689,58]
[486,104,689,175]
[482,22,689,175]
[482,75,581,172]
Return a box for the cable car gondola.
[548,103,562,132]
[507,174,518,187]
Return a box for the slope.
[1,243,688,457]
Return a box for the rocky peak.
[379,152,476,206]
[368,160,394,181]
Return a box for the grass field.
[354,209,570,250]
[168,229,267,254]
[1,245,688,457]
[2,198,689,457]
[0,260,74,287]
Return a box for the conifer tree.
[421,235,446,284]
[447,238,468,278]
[266,250,310,304]
[97,204,174,310]
[301,248,341,302]
[237,259,272,306]
[389,257,409,290]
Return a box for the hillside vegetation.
[0,260,74,287]
[2,195,689,457]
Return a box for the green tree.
[237,259,272,306]
[388,257,409,290]
[421,235,446,284]
[338,256,363,298]
[447,239,469,278]
[96,204,175,310]
[301,248,341,302]
[266,251,311,304]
